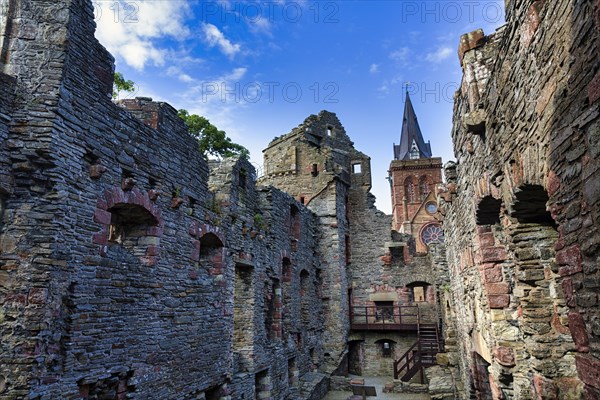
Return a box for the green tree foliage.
[177,109,249,159]
[112,72,135,100]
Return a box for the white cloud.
[222,67,248,81]
[94,1,191,70]
[369,64,379,74]
[389,47,409,63]
[425,46,453,63]
[201,23,241,59]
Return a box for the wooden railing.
[350,305,421,330]
[393,324,442,382]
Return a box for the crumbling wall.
[0,1,328,399]
[259,111,353,373]
[443,0,600,398]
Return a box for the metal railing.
[350,305,421,330]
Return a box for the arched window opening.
[375,339,397,358]
[476,196,502,225]
[404,177,416,203]
[199,233,224,271]
[108,204,158,256]
[512,184,556,226]
[419,175,432,201]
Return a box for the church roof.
[393,92,432,160]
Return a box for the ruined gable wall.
[443,0,600,398]
[259,111,353,373]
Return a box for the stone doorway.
[348,340,364,376]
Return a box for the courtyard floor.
[322,376,431,400]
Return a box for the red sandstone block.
[96,198,108,210]
[146,245,160,256]
[478,232,495,248]
[89,164,107,179]
[458,29,485,65]
[488,294,510,309]
[141,256,157,266]
[533,374,558,400]
[93,209,112,225]
[588,70,600,104]
[146,226,163,237]
[551,312,570,335]
[92,232,108,245]
[547,170,561,196]
[557,245,583,276]
[489,374,502,400]
[494,346,515,367]
[562,278,576,307]
[481,247,507,263]
[484,265,503,283]
[486,282,510,295]
[520,1,543,48]
[191,240,200,262]
[569,312,590,352]
[576,354,600,389]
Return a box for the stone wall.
[442,0,600,398]
[0,1,329,399]
[259,111,354,373]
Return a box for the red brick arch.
[92,186,163,264]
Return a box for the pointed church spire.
[393,92,432,160]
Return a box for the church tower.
[389,92,443,253]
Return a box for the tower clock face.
[421,223,444,245]
[425,201,438,214]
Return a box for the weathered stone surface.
[442,0,599,397]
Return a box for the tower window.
[352,163,362,174]
[326,126,333,136]
[409,140,420,159]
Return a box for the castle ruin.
[0,0,599,399]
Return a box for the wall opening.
[348,340,364,376]
[352,163,362,174]
[107,203,159,258]
[511,184,555,226]
[374,301,394,322]
[287,358,298,387]
[199,233,224,272]
[345,235,351,265]
[476,195,502,225]
[300,269,310,325]
[255,370,271,400]
[234,264,254,372]
[407,281,432,303]
[375,339,397,358]
[265,278,281,340]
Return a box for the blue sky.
[94,0,505,213]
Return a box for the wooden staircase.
[393,323,442,382]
